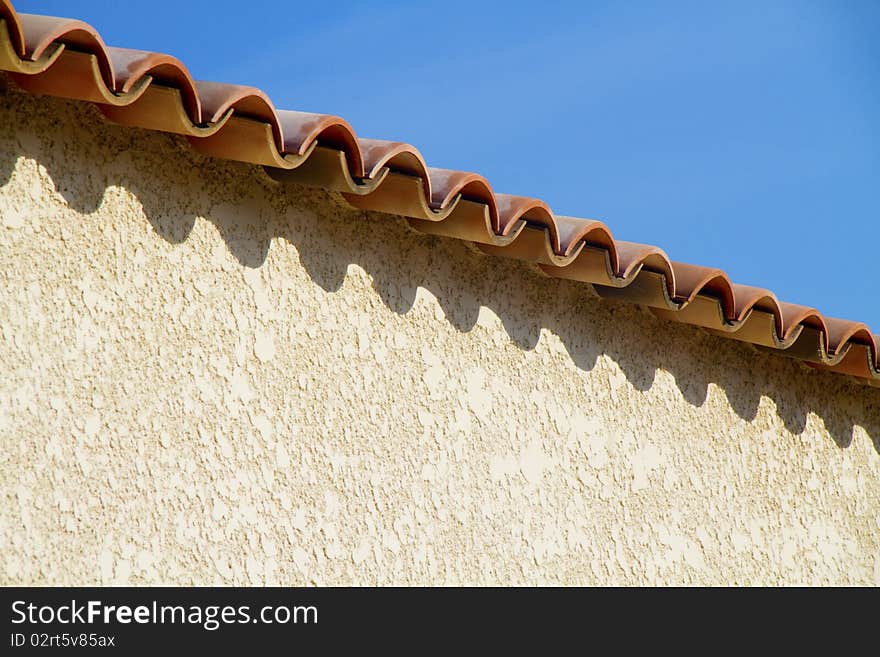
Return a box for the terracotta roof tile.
[1,0,877,386]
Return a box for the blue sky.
[17,1,879,328]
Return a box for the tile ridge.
[1,0,876,386]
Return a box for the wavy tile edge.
[1,0,877,386]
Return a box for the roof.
[1,0,877,387]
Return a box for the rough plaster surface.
[1,86,879,586]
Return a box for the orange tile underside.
[0,0,877,386]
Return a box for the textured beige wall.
[1,84,879,586]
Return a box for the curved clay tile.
[613,242,671,281]
[0,0,25,57]
[357,139,428,180]
[494,195,554,240]
[194,82,278,125]
[105,47,200,119]
[552,216,614,263]
[275,110,363,178]
[17,14,106,61]
[822,317,876,356]
[669,263,735,317]
[777,302,826,342]
[426,169,495,211]
[729,285,779,322]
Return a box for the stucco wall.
[1,83,879,586]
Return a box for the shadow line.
[2,85,877,453]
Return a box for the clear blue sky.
[17,1,880,328]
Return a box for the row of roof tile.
[1,0,877,386]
